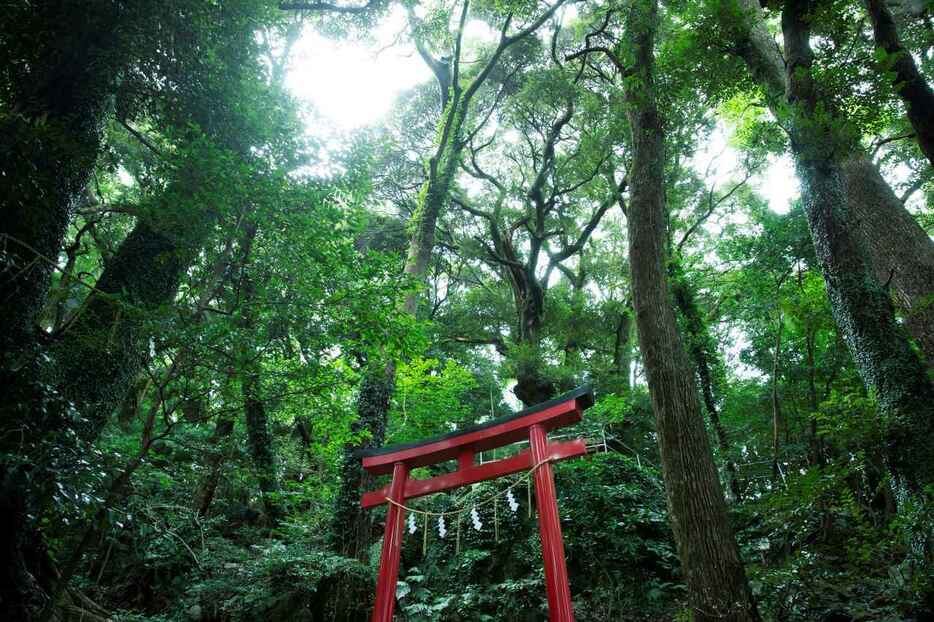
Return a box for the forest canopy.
[1,0,933,620]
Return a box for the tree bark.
[720,0,934,489]
[331,365,395,558]
[612,306,633,392]
[512,270,556,407]
[781,0,934,489]
[328,13,470,554]
[0,2,123,368]
[842,157,934,364]
[237,267,283,525]
[330,3,569,553]
[193,412,236,517]
[804,324,825,466]
[865,0,934,169]
[0,6,126,610]
[49,221,190,441]
[623,2,761,619]
[771,312,783,486]
[242,369,282,525]
[330,0,569,556]
[670,266,742,501]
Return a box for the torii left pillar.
[370,462,408,622]
[360,386,594,622]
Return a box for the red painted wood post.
[457,448,474,471]
[529,424,575,622]
[371,461,409,622]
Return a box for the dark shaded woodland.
[2,0,933,620]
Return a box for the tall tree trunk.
[329,0,567,557]
[329,39,464,556]
[771,312,784,486]
[804,324,824,466]
[623,2,761,619]
[0,8,128,610]
[513,275,555,407]
[0,2,123,368]
[842,157,934,364]
[781,0,934,490]
[238,270,282,525]
[721,0,934,490]
[330,9,472,554]
[1,211,226,620]
[49,221,191,442]
[242,369,282,525]
[194,412,236,517]
[47,55,255,443]
[670,267,742,501]
[331,365,395,558]
[327,117,458,557]
[864,0,934,168]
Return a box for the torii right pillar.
[529,422,575,622]
[361,385,593,622]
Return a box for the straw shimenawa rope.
[383,456,555,517]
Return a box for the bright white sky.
[285,11,800,213]
[287,10,431,129]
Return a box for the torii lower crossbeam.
[359,386,594,622]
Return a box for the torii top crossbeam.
[360,385,594,622]
[360,385,593,507]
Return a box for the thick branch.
[461,0,569,106]
[551,176,626,262]
[866,0,934,168]
[448,335,507,355]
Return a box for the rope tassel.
[377,458,555,555]
[422,512,428,557]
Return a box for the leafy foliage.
[3,0,934,620]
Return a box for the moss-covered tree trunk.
[623,2,761,619]
[0,5,130,617]
[842,157,934,365]
[194,412,236,517]
[770,312,784,485]
[329,122,467,548]
[330,6,470,555]
[233,245,282,525]
[612,306,634,392]
[330,0,568,556]
[721,0,934,490]
[0,2,123,369]
[242,367,282,525]
[670,266,741,500]
[781,0,934,489]
[511,268,555,407]
[50,220,190,441]
[331,364,394,558]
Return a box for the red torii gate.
[359,385,594,622]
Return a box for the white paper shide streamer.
[506,490,519,513]
[470,507,482,531]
